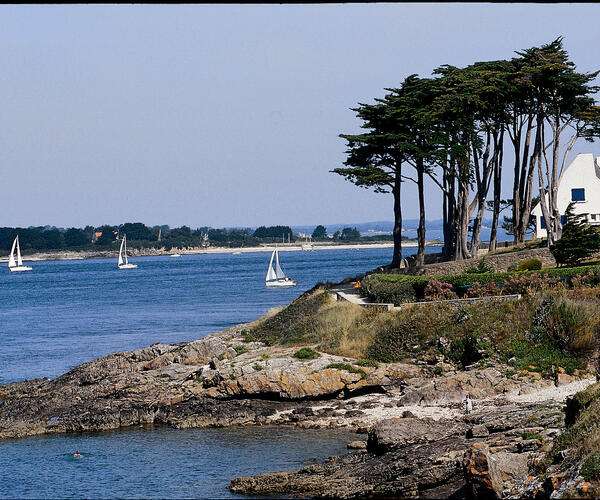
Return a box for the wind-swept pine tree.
[550,202,600,266]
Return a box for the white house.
[531,153,600,239]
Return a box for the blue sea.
[0,246,438,499]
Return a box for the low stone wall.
[415,247,556,276]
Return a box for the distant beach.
[0,240,443,263]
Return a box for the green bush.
[360,276,418,305]
[294,347,320,360]
[515,258,543,271]
[581,452,600,481]
[360,265,600,304]
[466,259,495,274]
[251,289,330,345]
[325,362,366,379]
[356,359,380,368]
[234,345,248,356]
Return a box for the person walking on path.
[464,393,473,415]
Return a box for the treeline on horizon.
[0,223,398,253]
[334,37,600,268]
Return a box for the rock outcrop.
[0,324,595,498]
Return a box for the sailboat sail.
[8,237,17,268]
[16,236,23,266]
[123,235,128,264]
[7,235,32,271]
[118,238,124,266]
[274,250,286,279]
[266,250,277,281]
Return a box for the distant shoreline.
[0,241,443,263]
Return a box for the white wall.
[531,153,600,239]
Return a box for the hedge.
[361,264,600,305]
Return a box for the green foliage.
[252,363,264,371]
[466,259,495,274]
[233,345,248,356]
[361,265,600,304]
[550,203,600,266]
[449,334,483,367]
[95,225,117,246]
[581,452,600,481]
[356,359,380,368]
[311,225,327,239]
[64,228,89,247]
[325,363,366,379]
[293,347,320,360]
[360,275,419,304]
[241,330,257,343]
[250,290,331,345]
[521,432,543,441]
[501,338,581,377]
[340,227,361,240]
[252,225,294,241]
[515,258,543,271]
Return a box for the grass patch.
[521,432,543,441]
[234,345,248,356]
[356,359,380,368]
[250,289,331,345]
[294,347,320,360]
[325,362,366,379]
[253,363,264,371]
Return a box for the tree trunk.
[416,158,426,268]
[390,164,403,268]
[489,134,503,251]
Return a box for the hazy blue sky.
[2,3,600,229]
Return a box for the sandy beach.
[0,241,442,263]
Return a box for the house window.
[572,188,585,201]
[561,215,567,225]
[540,217,546,229]
[593,214,598,221]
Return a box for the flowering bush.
[424,279,458,301]
[465,281,501,298]
[571,269,600,289]
[502,273,554,295]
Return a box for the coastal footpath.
[1,287,599,498]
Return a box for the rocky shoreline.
[0,318,595,498]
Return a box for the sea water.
[0,246,436,498]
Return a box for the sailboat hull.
[118,263,138,269]
[266,278,296,287]
[9,266,32,272]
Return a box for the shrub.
[325,362,366,379]
[515,258,543,271]
[356,359,380,368]
[581,452,600,481]
[448,334,482,367]
[294,347,320,360]
[253,363,264,371]
[465,281,501,298]
[550,203,600,267]
[251,289,331,345]
[234,345,248,356]
[466,259,495,274]
[424,279,458,301]
[360,277,417,305]
[572,268,600,289]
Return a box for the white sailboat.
[117,234,138,269]
[8,235,32,272]
[265,248,296,287]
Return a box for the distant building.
[531,153,600,239]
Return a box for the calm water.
[0,246,436,499]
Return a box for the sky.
[2,3,600,229]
